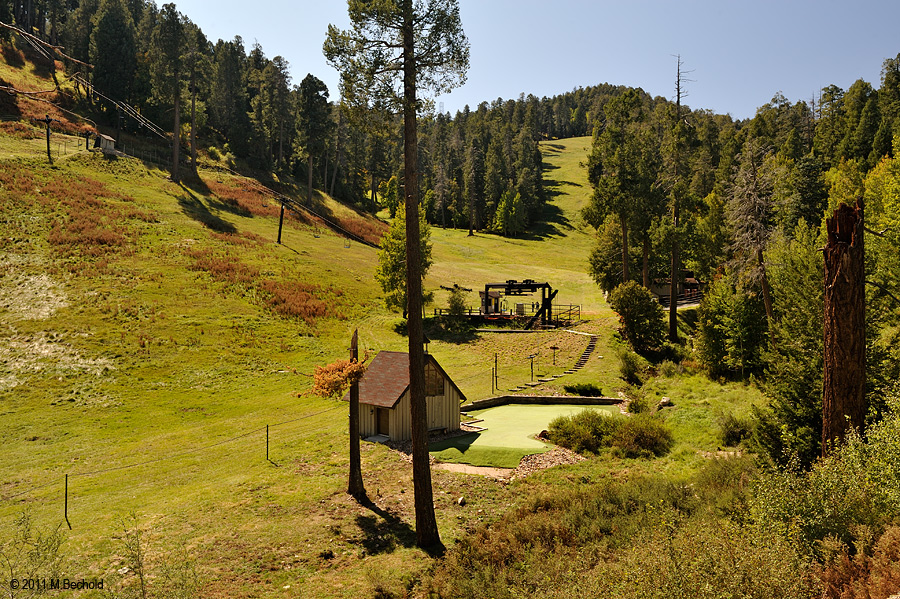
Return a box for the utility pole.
[277,202,285,244]
[38,114,58,164]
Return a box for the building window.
[425,363,444,396]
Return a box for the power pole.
[38,114,55,163]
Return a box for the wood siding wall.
[356,373,461,441]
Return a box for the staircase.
[563,335,597,375]
[507,334,598,391]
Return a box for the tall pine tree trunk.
[642,235,650,289]
[757,248,775,344]
[308,155,314,204]
[402,2,441,550]
[822,199,866,456]
[331,109,342,197]
[620,217,629,283]
[172,87,180,183]
[190,74,198,175]
[348,329,365,499]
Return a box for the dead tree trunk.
[822,198,866,456]
[348,329,365,499]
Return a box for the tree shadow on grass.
[428,432,480,454]
[1,46,25,69]
[180,171,211,197]
[352,497,419,556]
[177,190,237,234]
[424,317,479,344]
[514,202,573,241]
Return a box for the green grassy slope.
[1,47,765,596]
[0,123,606,596]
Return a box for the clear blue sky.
[172,0,900,120]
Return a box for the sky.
[171,0,900,121]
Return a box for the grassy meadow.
[0,50,775,598]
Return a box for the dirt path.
[433,462,513,479]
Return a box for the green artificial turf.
[429,404,620,468]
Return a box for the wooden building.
[345,351,465,441]
[96,134,116,155]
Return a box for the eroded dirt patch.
[0,271,69,321]
[0,329,114,391]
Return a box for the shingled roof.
[344,350,466,408]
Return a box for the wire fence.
[3,404,346,523]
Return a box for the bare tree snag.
[822,198,866,456]
[348,329,365,500]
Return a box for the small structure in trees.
[344,351,465,442]
[96,134,116,155]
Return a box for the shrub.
[563,382,604,397]
[617,347,648,385]
[608,281,665,352]
[658,360,677,377]
[814,526,900,599]
[717,410,753,446]
[547,409,622,454]
[752,399,900,555]
[0,512,66,585]
[610,414,674,458]
[625,387,650,414]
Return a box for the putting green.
[429,403,620,468]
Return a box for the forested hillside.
[1,0,634,236]
[4,1,900,597]
[576,52,900,465]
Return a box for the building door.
[376,408,390,436]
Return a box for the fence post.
[64,474,71,530]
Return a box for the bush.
[752,399,900,555]
[608,281,665,352]
[617,347,648,385]
[610,413,674,458]
[563,382,604,397]
[658,359,680,377]
[626,388,650,414]
[0,512,65,585]
[717,411,753,446]
[547,409,622,453]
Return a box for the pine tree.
[149,3,184,182]
[296,73,332,201]
[325,0,468,549]
[90,0,137,104]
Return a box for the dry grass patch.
[258,279,344,325]
[185,248,260,286]
[0,120,40,139]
